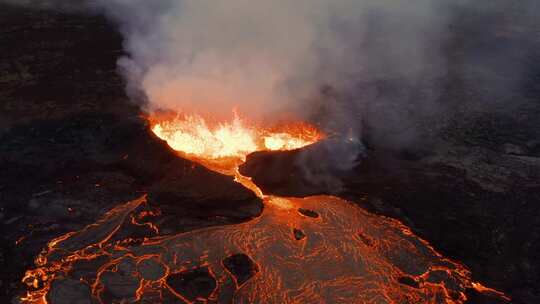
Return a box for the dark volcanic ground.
[0,5,263,303]
[1,3,539,304]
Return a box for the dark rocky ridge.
[0,4,261,303]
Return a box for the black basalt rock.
[166,267,217,302]
[298,208,319,218]
[293,228,306,241]
[222,254,259,286]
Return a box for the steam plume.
[3,0,538,185]
[95,1,449,125]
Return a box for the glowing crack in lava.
[21,113,508,304]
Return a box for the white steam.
[3,0,537,187]
[97,0,449,127]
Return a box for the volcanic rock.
[502,143,527,155]
[293,228,306,240]
[148,161,262,221]
[397,276,420,289]
[166,268,217,302]
[239,149,317,196]
[222,254,259,286]
[137,257,167,281]
[70,255,110,284]
[298,208,319,218]
[464,288,512,304]
[99,258,140,300]
[46,278,92,304]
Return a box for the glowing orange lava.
[150,112,322,161]
[20,112,509,304]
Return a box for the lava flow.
[21,113,508,304]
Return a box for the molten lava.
[20,112,509,304]
[150,112,322,161]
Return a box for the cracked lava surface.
[20,115,506,304]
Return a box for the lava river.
[21,114,506,304]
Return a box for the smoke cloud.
[93,0,449,188]
[3,0,538,185]
[99,1,349,122]
[95,0,536,131]
[93,0,451,127]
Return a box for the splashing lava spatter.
[21,114,507,303]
